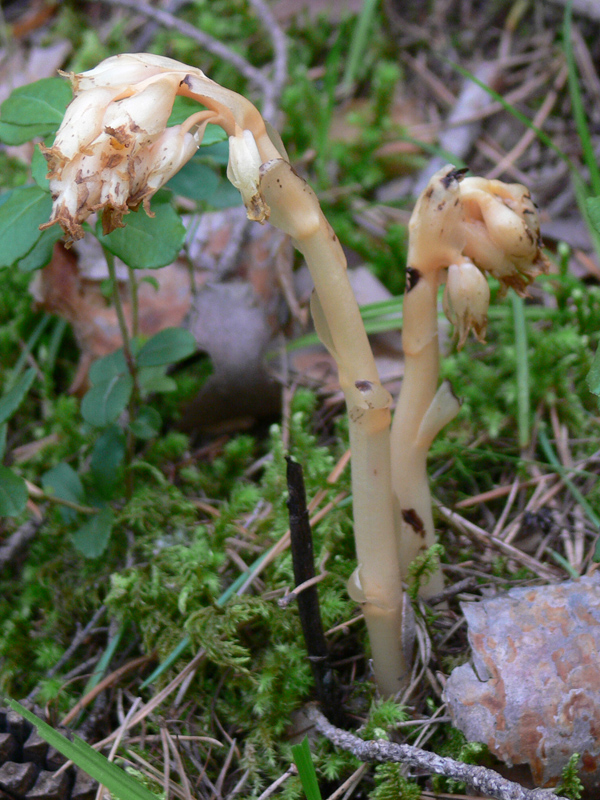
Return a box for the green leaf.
[209,177,243,209]
[0,423,6,462]
[0,367,36,424]
[137,366,177,395]
[88,349,128,384]
[129,407,161,439]
[1,77,71,126]
[587,342,600,396]
[97,201,185,269]
[291,737,322,800]
[71,507,114,558]
[0,467,27,516]
[31,144,50,190]
[91,425,126,487]
[0,121,57,146]
[18,225,63,272]
[81,374,134,427]
[0,186,52,268]
[166,158,219,201]
[7,699,160,800]
[0,77,71,145]
[137,327,196,367]
[42,462,85,524]
[42,462,84,503]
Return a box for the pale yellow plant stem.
[390,269,459,598]
[259,159,409,695]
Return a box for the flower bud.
[442,259,490,349]
[226,129,268,222]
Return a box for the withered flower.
[41,55,217,243]
[460,176,549,295]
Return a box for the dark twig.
[286,457,345,726]
[99,0,269,93]
[307,706,567,800]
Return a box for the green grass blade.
[341,0,379,94]
[9,314,50,386]
[447,60,578,176]
[291,736,322,800]
[139,635,191,690]
[548,549,580,579]
[538,428,600,530]
[563,1,600,196]
[6,699,160,800]
[81,622,126,698]
[511,294,530,449]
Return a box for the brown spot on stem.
[406,267,420,292]
[355,380,373,393]
[402,508,426,537]
[425,186,433,199]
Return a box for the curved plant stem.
[259,159,409,695]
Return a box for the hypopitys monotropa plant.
[41,54,548,696]
[391,167,549,599]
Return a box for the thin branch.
[27,606,108,700]
[99,0,268,93]
[0,517,42,573]
[307,706,567,800]
[246,0,288,120]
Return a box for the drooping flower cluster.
[41,54,218,242]
[406,165,549,349]
[460,176,548,296]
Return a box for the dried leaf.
[444,575,600,792]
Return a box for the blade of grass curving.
[291,736,323,800]
[511,293,530,449]
[448,57,600,261]
[548,549,580,579]
[140,546,275,689]
[341,0,380,95]
[538,428,600,530]
[80,622,126,700]
[9,314,50,387]
[562,0,600,261]
[447,60,579,178]
[563,1,600,196]
[397,132,468,171]
[6,699,160,800]
[139,635,191,690]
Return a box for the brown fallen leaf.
[31,241,191,394]
[444,574,600,793]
